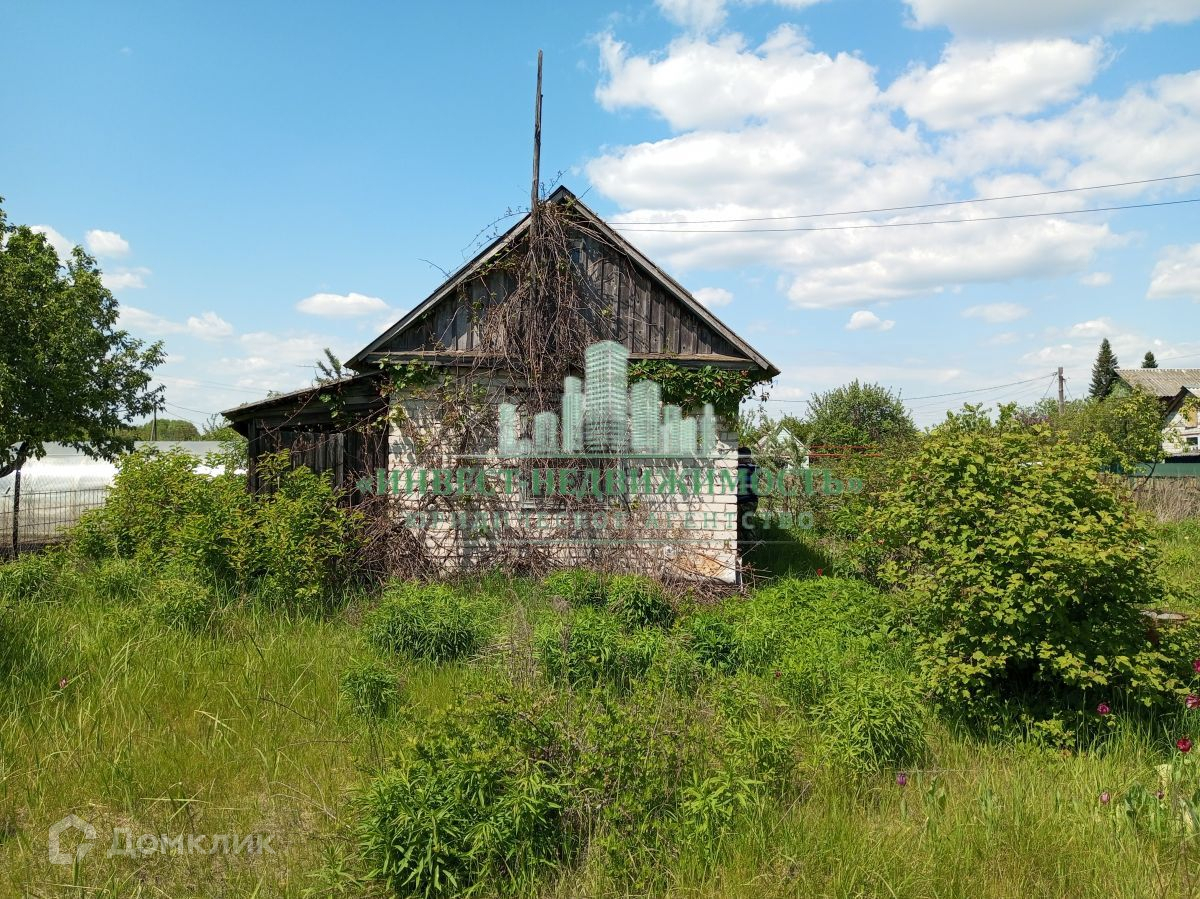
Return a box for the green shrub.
[682,613,741,671]
[340,658,400,720]
[606,574,673,629]
[815,667,927,773]
[147,573,218,633]
[357,688,570,897]
[0,550,69,603]
[251,455,359,604]
[364,582,489,662]
[865,405,1180,713]
[542,568,606,607]
[728,576,905,674]
[536,607,662,689]
[71,449,360,606]
[92,557,151,603]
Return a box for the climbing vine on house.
[626,360,771,419]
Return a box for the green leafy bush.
[815,667,927,773]
[92,556,152,603]
[542,568,606,607]
[340,658,400,720]
[536,607,661,689]
[682,612,741,671]
[357,688,570,898]
[72,449,360,606]
[606,574,674,629]
[0,549,69,603]
[147,574,218,634]
[364,582,489,662]
[865,406,1179,712]
[731,576,905,672]
[251,455,360,604]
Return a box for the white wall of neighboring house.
[1164,397,1200,455]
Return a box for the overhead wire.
[607,172,1200,226]
[610,197,1200,234]
[765,371,1056,406]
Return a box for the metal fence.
[0,473,110,558]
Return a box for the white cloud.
[119,305,232,340]
[903,0,1200,38]
[102,267,151,290]
[888,39,1104,130]
[1081,271,1113,286]
[588,26,1198,310]
[296,291,389,316]
[986,331,1021,345]
[1147,243,1200,301]
[29,225,74,262]
[1068,317,1115,337]
[652,0,825,32]
[845,310,895,331]
[596,27,881,132]
[85,229,130,257]
[962,302,1029,323]
[655,0,728,32]
[693,286,734,307]
[1020,321,1197,387]
[185,312,234,340]
[217,332,335,393]
[118,305,173,334]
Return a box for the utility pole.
[530,49,543,234]
[1057,366,1065,414]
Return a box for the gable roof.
[220,371,384,430]
[1117,368,1200,399]
[347,186,778,377]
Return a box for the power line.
[905,377,1053,413]
[764,372,1055,405]
[611,197,1200,234]
[160,377,271,395]
[1155,351,1200,364]
[161,399,219,417]
[607,172,1200,226]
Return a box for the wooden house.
[224,187,778,581]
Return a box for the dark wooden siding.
[373,229,743,361]
[236,376,389,501]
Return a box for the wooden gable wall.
[373,231,745,362]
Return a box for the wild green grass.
[4,550,1200,897]
[1157,517,1200,613]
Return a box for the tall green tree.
[1141,351,1158,369]
[0,200,163,478]
[1088,338,1120,400]
[804,380,917,447]
[120,418,200,441]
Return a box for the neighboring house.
[754,420,808,467]
[223,187,779,581]
[1114,369,1200,457]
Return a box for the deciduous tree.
[0,201,163,478]
[804,380,916,447]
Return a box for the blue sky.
[4,0,1200,428]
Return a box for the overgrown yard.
[5,422,1200,898]
[3,547,1200,897]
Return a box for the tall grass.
[4,550,1200,897]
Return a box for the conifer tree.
[1089,339,1120,399]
